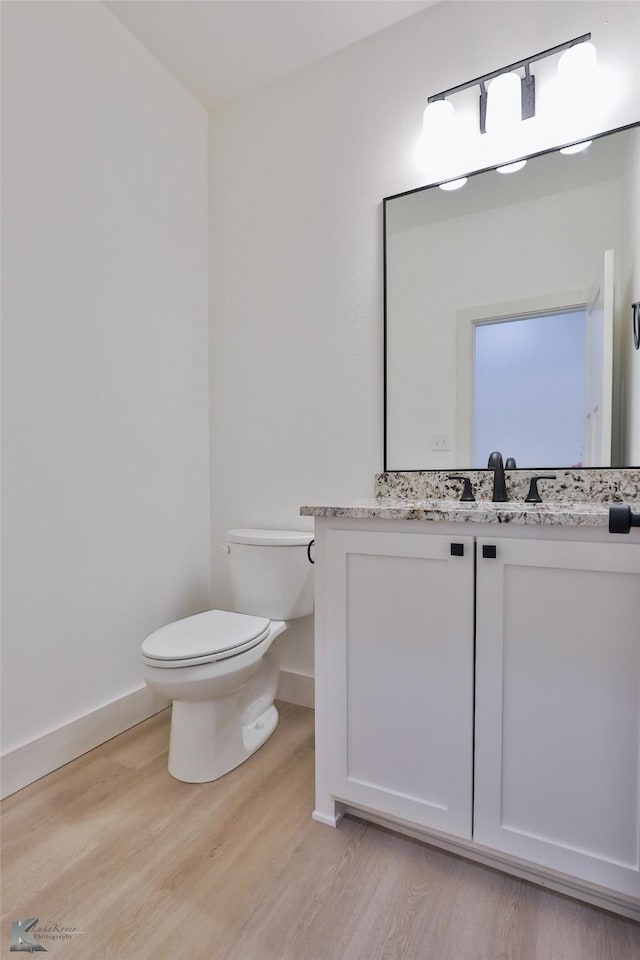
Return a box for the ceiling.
[104,0,437,109]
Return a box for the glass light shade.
[486,72,522,134]
[422,99,454,139]
[439,177,467,191]
[559,140,593,155]
[558,41,597,83]
[496,160,527,174]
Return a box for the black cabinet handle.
[450,543,465,556]
[609,505,640,534]
[482,545,497,559]
[307,539,315,563]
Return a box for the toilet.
[142,528,314,783]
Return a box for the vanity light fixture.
[424,34,593,137]
[485,72,522,135]
[558,40,597,84]
[421,97,455,140]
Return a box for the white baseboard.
[312,809,344,827]
[276,669,314,709]
[1,686,169,799]
[2,671,313,799]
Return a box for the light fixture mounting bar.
[426,33,591,104]
[521,64,535,122]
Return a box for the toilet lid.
[142,609,271,662]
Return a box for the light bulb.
[558,41,597,83]
[422,99,454,139]
[486,72,522,134]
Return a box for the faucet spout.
[487,451,508,502]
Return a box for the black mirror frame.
[383,120,640,473]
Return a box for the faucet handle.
[525,475,557,503]
[447,475,476,502]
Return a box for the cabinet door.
[475,536,640,898]
[326,530,474,839]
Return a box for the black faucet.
[487,451,508,502]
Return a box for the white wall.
[208,0,640,678]
[1,1,210,767]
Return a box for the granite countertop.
[300,498,614,526]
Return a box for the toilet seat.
[141,609,272,669]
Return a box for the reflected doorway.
[472,309,587,468]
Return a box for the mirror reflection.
[384,124,640,470]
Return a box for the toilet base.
[168,698,279,783]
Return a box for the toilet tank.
[226,529,314,620]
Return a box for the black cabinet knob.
[482,545,497,559]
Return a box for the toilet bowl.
[141,529,313,783]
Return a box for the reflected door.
[473,308,587,468]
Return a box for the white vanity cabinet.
[474,535,640,900]
[322,528,475,838]
[312,516,640,917]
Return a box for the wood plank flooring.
[2,703,639,960]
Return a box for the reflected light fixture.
[496,159,527,174]
[424,34,593,136]
[438,177,468,191]
[559,139,593,155]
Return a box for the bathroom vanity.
[302,489,640,919]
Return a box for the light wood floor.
[2,703,639,960]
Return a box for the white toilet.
[142,528,314,783]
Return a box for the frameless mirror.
[384,123,640,470]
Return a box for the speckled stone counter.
[302,468,640,527]
[374,468,640,503]
[300,498,616,526]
